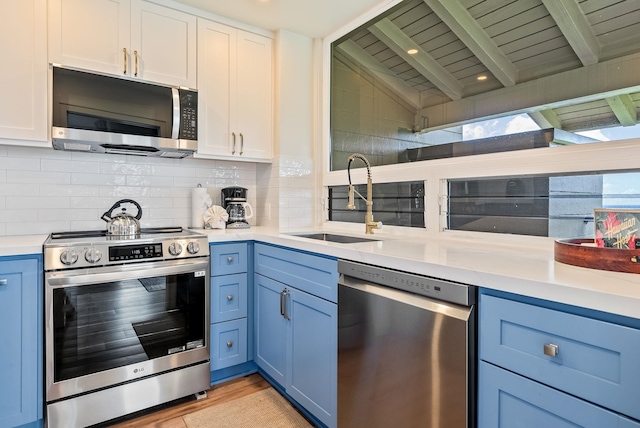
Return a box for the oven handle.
[46,259,209,287]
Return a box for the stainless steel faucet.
[347,153,382,234]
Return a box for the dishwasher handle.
[280,288,290,320]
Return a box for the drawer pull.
[544,343,559,357]
[0,279,7,285]
[226,341,233,348]
[227,295,234,301]
[227,256,234,263]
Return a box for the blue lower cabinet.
[287,286,337,428]
[255,274,288,386]
[210,319,248,370]
[0,257,42,428]
[479,361,640,427]
[255,273,337,428]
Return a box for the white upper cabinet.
[0,0,48,142]
[49,0,196,88]
[197,19,273,162]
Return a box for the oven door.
[45,258,209,402]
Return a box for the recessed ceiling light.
[407,48,418,55]
[477,75,488,81]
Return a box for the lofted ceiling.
[333,0,640,133]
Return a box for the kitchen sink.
[291,233,380,244]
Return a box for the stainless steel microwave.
[51,65,197,158]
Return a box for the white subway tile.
[7,196,70,209]
[0,156,40,171]
[6,221,70,235]
[72,173,126,186]
[41,159,97,173]
[150,165,196,177]
[39,208,98,221]
[70,196,119,209]
[0,209,39,222]
[0,183,40,196]
[126,175,174,187]
[100,163,152,175]
[41,184,97,197]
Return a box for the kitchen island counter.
[5,228,640,319]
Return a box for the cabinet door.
[479,361,640,428]
[287,288,337,428]
[49,0,130,76]
[130,0,196,87]
[211,273,248,323]
[0,0,48,142]
[235,31,273,160]
[197,19,237,158]
[0,259,39,427]
[254,274,287,385]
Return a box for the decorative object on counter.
[554,238,640,273]
[203,205,229,229]
[346,153,382,234]
[221,187,253,229]
[594,209,640,249]
[191,184,213,229]
[100,199,142,236]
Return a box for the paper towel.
[203,205,229,229]
[191,186,212,228]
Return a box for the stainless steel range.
[43,227,210,427]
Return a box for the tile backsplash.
[0,145,257,236]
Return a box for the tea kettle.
[101,199,143,236]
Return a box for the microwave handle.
[171,88,180,139]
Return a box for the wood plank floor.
[107,373,272,428]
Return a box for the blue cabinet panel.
[479,361,640,428]
[480,294,640,421]
[210,242,248,276]
[287,287,337,428]
[210,273,247,323]
[210,319,248,370]
[254,273,287,385]
[254,243,338,302]
[0,257,41,428]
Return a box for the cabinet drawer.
[210,243,247,276]
[479,361,640,428]
[210,318,247,370]
[254,243,338,302]
[480,294,640,420]
[211,273,247,323]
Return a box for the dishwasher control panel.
[338,259,475,306]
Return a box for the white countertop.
[6,228,640,319]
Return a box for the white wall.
[0,145,257,236]
[257,29,315,230]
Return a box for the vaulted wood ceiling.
[334,0,640,133]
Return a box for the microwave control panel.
[179,90,198,140]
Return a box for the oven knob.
[168,242,183,256]
[187,242,200,254]
[85,248,102,264]
[60,250,78,265]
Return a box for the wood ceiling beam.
[417,52,640,131]
[369,18,463,100]
[529,110,562,129]
[423,0,517,87]
[606,94,637,126]
[541,0,600,66]
[335,40,421,109]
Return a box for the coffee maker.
[221,187,253,229]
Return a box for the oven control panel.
[44,237,209,270]
[109,243,163,262]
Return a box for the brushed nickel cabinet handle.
[123,48,127,74]
[226,341,233,348]
[231,132,236,154]
[280,289,290,320]
[227,295,234,301]
[0,279,7,285]
[239,133,244,155]
[134,50,139,77]
[544,343,559,357]
[227,256,234,263]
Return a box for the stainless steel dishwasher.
[338,260,476,428]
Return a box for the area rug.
[183,388,313,428]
